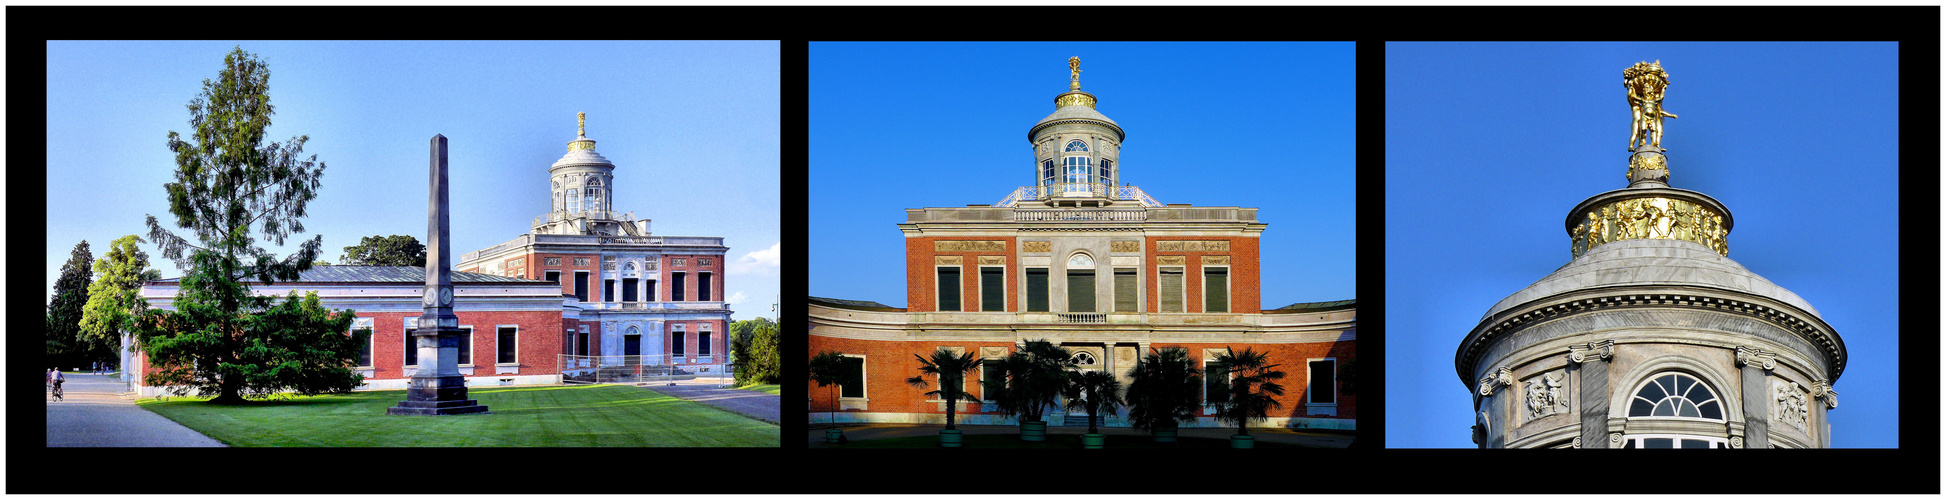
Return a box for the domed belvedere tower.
[1455,61,1844,449]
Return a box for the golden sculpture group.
[1625,60,1677,150]
[1068,56,1082,91]
[1572,197,1728,257]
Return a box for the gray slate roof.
[151,265,555,285]
[1269,299,1357,313]
[1481,238,1819,321]
[808,296,905,312]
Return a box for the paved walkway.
[637,378,780,425]
[809,423,1356,448]
[45,373,225,447]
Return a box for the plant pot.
[1081,433,1106,449]
[1019,420,1048,442]
[1231,434,1255,449]
[1152,423,1179,443]
[825,428,844,443]
[939,429,964,448]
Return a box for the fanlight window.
[1065,140,1088,152]
[1067,253,1094,268]
[1071,352,1096,365]
[1628,373,1723,420]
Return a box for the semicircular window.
[1065,140,1088,152]
[1071,352,1096,365]
[1628,373,1723,420]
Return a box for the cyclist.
[48,368,64,401]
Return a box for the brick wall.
[1146,236,1261,314]
[906,237,1016,313]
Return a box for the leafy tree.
[808,350,847,427]
[731,317,778,385]
[133,46,356,404]
[47,240,95,370]
[1209,347,1286,437]
[992,339,1074,427]
[80,235,153,365]
[339,234,425,266]
[1063,370,1123,435]
[746,319,780,384]
[1124,347,1204,435]
[905,348,982,431]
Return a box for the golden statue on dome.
[1069,56,1082,91]
[578,112,586,137]
[1625,61,1677,150]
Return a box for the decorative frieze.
[1571,196,1728,257]
[980,346,1008,359]
[978,256,1006,266]
[1110,241,1140,253]
[1156,255,1187,266]
[934,256,964,265]
[1201,256,1231,265]
[1021,241,1051,253]
[936,240,1007,252]
[1735,345,1777,371]
[1567,340,1614,363]
[1524,371,1569,421]
[1478,366,1513,396]
[1772,380,1808,431]
[1156,240,1230,252]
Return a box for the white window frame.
[1621,434,1730,449]
[1200,264,1232,313]
[1111,266,1141,313]
[1627,372,1726,423]
[351,317,375,369]
[1024,266,1051,313]
[402,317,419,368]
[495,324,520,366]
[934,264,963,312]
[839,354,868,402]
[456,325,475,368]
[1307,357,1338,406]
[978,264,1006,312]
[1203,356,1232,408]
[1159,266,1187,313]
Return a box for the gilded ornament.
[1068,56,1082,92]
[1625,60,1678,149]
[1571,197,1727,258]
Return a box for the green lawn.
[733,383,780,395]
[828,433,1315,449]
[137,384,777,447]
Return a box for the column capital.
[1568,340,1615,364]
[1477,366,1513,396]
[1811,378,1839,409]
[1735,345,1777,371]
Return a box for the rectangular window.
[936,266,962,312]
[673,331,687,356]
[672,273,687,301]
[647,279,658,301]
[1160,268,1185,313]
[498,327,518,364]
[459,327,475,365]
[1113,268,1137,312]
[1101,158,1114,185]
[699,332,712,356]
[1309,359,1336,404]
[604,279,615,303]
[1204,267,1229,313]
[574,272,589,302]
[980,267,1004,312]
[982,362,1007,402]
[544,270,561,285]
[699,272,712,302]
[576,329,589,357]
[1206,360,1230,404]
[404,328,418,367]
[354,327,373,367]
[839,356,865,398]
[1025,268,1049,312]
[1067,269,1095,313]
[1041,159,1055,185]
[622,278,639,302]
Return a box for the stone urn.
[1019,420,1048,442]
[939,429,965,448]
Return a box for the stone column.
[1736,346,1776,448]
[389,134,489,416]
[1476,366,1512,448]
[1567,340,1614,448]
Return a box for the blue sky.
[45,41,782,321]
[809,42,1357,309]
[1385,42,1899,448]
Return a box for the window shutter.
[1067,269,1096,313]
[1113,268,1137,312]
[981,267,1005,312]
[1026,268,1049,312]
[1204,267,1229,313]
[937,267,961,312]
[1160,268,1184,313]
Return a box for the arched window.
[1065,140,1088,152]
[1621,372,1731,449]
[1071,352,1096,365]
[1067,253,1094,268]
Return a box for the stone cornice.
[1457,285,1844,388]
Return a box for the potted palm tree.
[1063,370,1123,449]
[1209,347,1286,449]
[808,350,848,444]
[992,339,1073,442]
[1124,347,1202,443]
[905,348,983,448]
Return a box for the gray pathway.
[637,379,780,424]
[809,423,1357,448]
[45,373,226,447]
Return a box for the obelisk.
[388,134,489,415]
